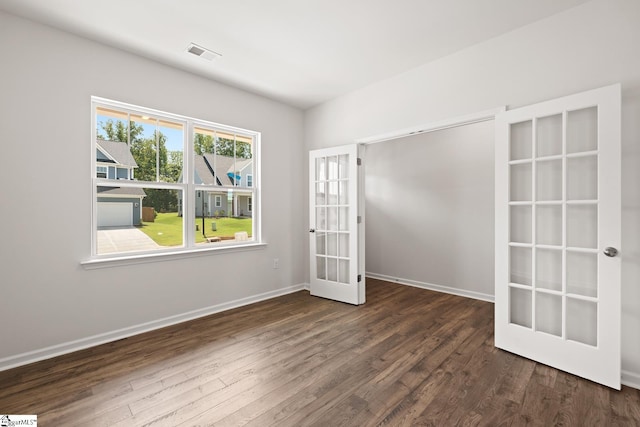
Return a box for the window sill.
[81,242,267,270]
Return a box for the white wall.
[0,11,305,367]
[365,121,495,300]
[305,0,640,385]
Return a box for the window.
[91,97,260,258]
[96,166,107,178]
[247,174,253,187]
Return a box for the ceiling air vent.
[186,43,222,61]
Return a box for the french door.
[309,144,365,305]
[495,84,621,389]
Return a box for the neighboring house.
[179,154,253,217]
[96,139,146,227]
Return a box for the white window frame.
[215,195,222,208]
[85,97,263,267]
[248,196,253,212]
[247,174,253,187]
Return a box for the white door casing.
[309,144,365,305]
[495,84,621,389]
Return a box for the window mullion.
[185,121,196,248]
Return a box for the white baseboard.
[0,283,308,372]
[366,272,495,303]
[622,370,640,390]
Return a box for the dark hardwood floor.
[1,278,639,426]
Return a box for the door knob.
[603,247,618,257]
[309,228,315,233]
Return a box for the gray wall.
[0,11,305,366]
[365,121,494,300]
[305,0,640,384]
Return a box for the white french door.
[309,144,365,305]
[495,84,621,389]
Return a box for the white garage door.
[97,202,133,227]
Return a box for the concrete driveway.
[97,226,160,254]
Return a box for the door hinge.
[357,215,362,224]
[358,274,362,282]
[357,157,362,166]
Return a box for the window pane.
[158,121,184,183]
[193,128,254,188]
[96,186,182,254]
[128,114,158,182]
[194,128,217,185]
[193,189,254,246]
[96,107,129,143]
[96,108,136,181]
[235,139,254,188]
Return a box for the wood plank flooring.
[1,278,638,426]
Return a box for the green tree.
[194,133,252,159]
[97,119,144,143]
[194,133,214,155]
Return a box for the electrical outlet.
[273,258,279,269]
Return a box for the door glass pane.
[537,114,562,157]
[510,287,532,328]
[339,181,349,205]
[567,155,597,200]
[326,232,338,257]
[327,156,339,180]
[316,257,326,280]
[327,207,338,231]
[339,259,349,284]
[339,233,349,258]
[510,205,532,244]
[316,157,326,181]
[327,181,339,205]
[510,120,532,161]
[339,207,349,231]
[567,298,597,346]
[315,182,326,205]
[316,232,326,255]
[536,249,562,291]
[510,247,532,286]
[339,154,349,179]
[535,292,562,337]
[567,107,598,154]
[567,251,597,297]
[510,163,532,201]
[316,207,326,230]
[567,205,597,248]
[536,205,562,246]
[327,258,338,282]
[536,159,562,201]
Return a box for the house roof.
[97,139,138,168]
[196,154,252,186]
[97,186,146,197]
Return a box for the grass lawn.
[139,212,252,246]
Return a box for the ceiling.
[0,0,590,109]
